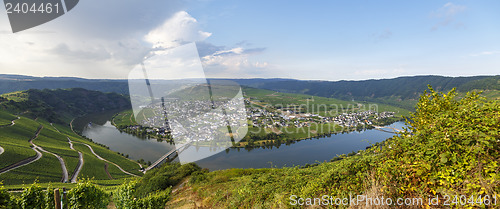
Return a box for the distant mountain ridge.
[1,74,498,110]
[0,74,129,95]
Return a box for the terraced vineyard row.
[0,110,143,186]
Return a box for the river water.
[81,115,405,171]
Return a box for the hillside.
[1,88,130,123]
[229,75,500,110]
[164,87,500,208]
[0,89,142,188]
[0,86,498,208]
[0,74,129,95]
[2,74,499,111]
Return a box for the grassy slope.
[243,87,411,117]
[0,153,62,185]
[0,117,39,168]
[0,111,17,126]
[167,89,500,208]
[53,122,143,176]
[0,109,142,187]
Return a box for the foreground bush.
[0,183,10,209]
[180,87,500,208]
[67,180,109,209]
[134,162,201,197]
[114,179,171,209]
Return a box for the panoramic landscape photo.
[1,1,499,208]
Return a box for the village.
[124,96,396,142]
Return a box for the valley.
[0,75,498,208]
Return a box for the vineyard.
[0,110,143,187]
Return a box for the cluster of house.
[131,97,247,142]
[125,96,396,139]
[247,104,395,129]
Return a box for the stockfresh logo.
[128,43,248,166]
[4,0,79,33]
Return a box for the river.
[81,113,405,171]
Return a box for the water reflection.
[82,117,405,171]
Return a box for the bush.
[135,162,201,197]
[67,179,109,209]
[19,182,45,209]
[189,170,208,184]
[114,180,171,209]
[0,183,11,209]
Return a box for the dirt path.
[29,125,69,182]
[0,117,19,158]
[67,137,84,183]
[0,126,43,174]
[50,123,84,183]
[9,117,20,127]
[34,143,69,183]
[0,116,20,128]
[78,142,139,177]
[104,163,114,180]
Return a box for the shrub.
[114,180,171,209]
[67,179,109,209]
[19,182,45,209]
[135,162,201,197]
[0,183,11,209]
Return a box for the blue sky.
[0,0,499,80]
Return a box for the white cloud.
[200,45,268,78]
[430,2,466,31]
[145,11,212,49]
[141,11,269,78]
[0,0,183,79]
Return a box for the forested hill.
[1,74,498,110]
[0,88,130,123]
[231,75,499,99]
[0,74,128,95]
[229,75,500,110]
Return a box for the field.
[243,87,411,117]
[0,108,143,188]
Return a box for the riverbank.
[110,109,404,149]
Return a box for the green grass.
[243,87,411,117]
[0,152,62,185]
[33,120,81,178]
[0,111,17,126]
[72,143,112,180]
[112,110,137,127]
[0,117,39,168]
[0,109,143,187]
[78,141,143,176]
[0,91,28,102]
[2,179,132,192]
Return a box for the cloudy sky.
[0,0,499,81]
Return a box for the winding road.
[78,142,139,177]
[67,137,84,183]
[29,125,69,183]
[0,117,19,156]
[33,142,69,183]
[50,123,84,183]
[0,116,19,128]
[0,126,43,174]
